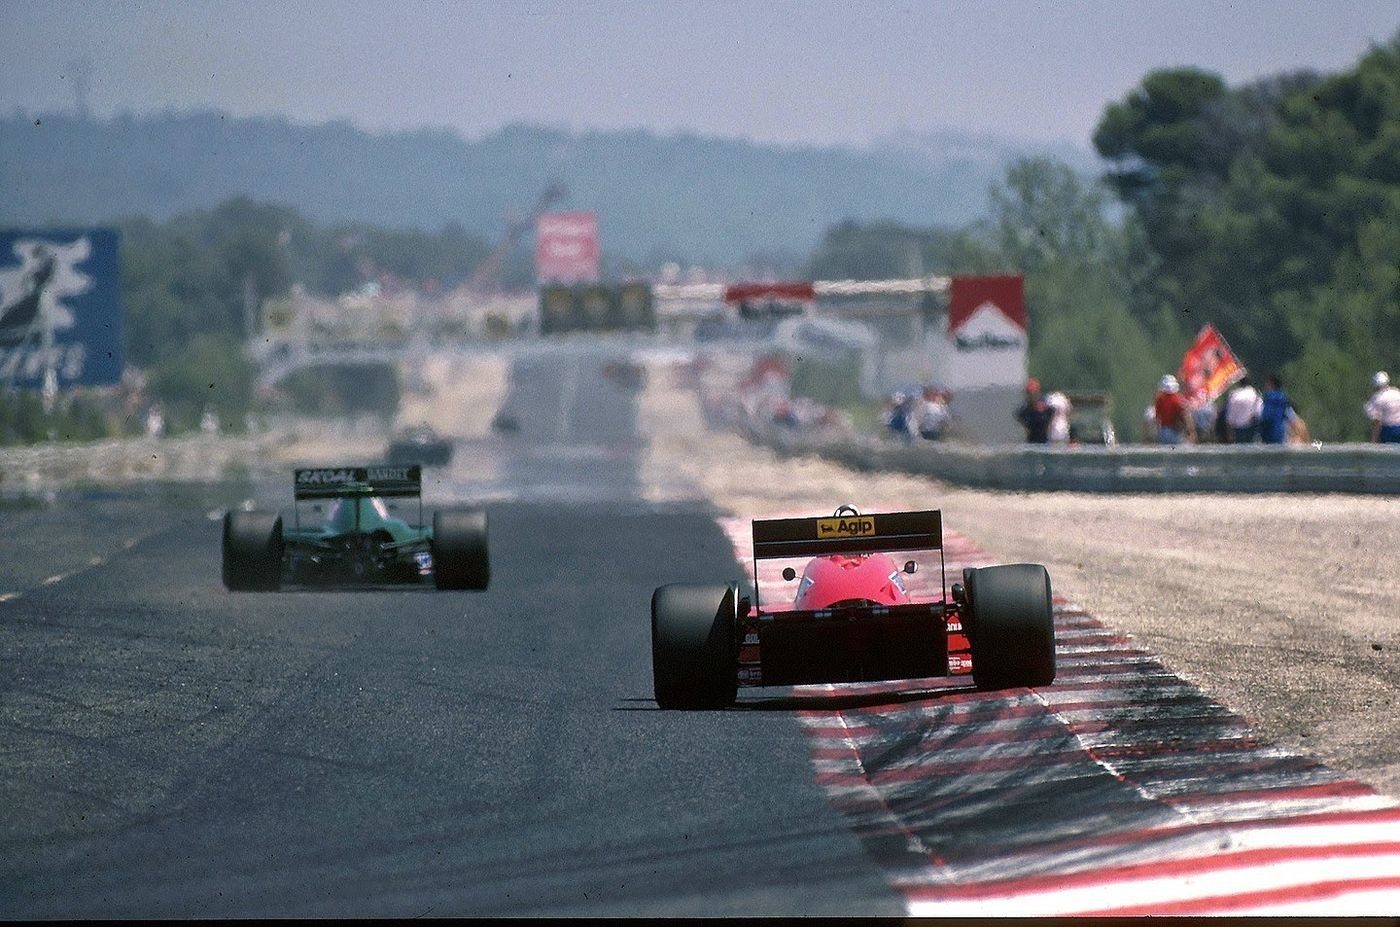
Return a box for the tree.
[805,220,986,280]
[981,158,1173,433]
[1093,35,1400,440]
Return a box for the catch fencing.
[748,426,1400,495]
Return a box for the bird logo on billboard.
[0,237,90,348]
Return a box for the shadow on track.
[615,682,979,713]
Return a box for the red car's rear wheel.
[651,583,738,709]
[964,563,1055,690]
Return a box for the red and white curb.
[718,515,1400,916]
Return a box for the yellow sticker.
[816,516,876,539]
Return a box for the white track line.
[905,851,1400,917]
[4,534,145,600]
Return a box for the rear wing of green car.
[291,465,425,532]
[293,465,423,500]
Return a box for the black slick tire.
[964,563,1055,690]
[222,510,283,591]
[432,510,489,590]
[651,583,739,709]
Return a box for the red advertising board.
[940,275,1028,390]
[535,212,600,284]
[948,275,1026,333]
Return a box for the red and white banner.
[948,274,1027,334]
[535,211,600,284]
[1179,323,1245,404]
[940,275,1028,389]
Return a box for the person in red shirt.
[1153,375,1196,445]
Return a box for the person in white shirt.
[1365,371,1400,444]
[916,387,951,441]
[145,403,165,439]
[1223,377,1263,443]
[1044,391,1072,444]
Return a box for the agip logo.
[816,516,876,539]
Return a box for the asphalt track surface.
[4,348,1398,915]
[0,354,899,916]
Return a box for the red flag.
[1179,324,1245,403]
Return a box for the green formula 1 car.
[221,465,489,591]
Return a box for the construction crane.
[467,180,567,293]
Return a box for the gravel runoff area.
[637,355,1400,798]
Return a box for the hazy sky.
[1,0,1395,147]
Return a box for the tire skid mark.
[719,517,1400,916]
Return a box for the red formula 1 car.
[650,506,1055,709]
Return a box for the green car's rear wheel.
[432,510,489,590]
[222,511,283,591]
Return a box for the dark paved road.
[0,352,898,916]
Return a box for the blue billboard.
[0,228,123,388]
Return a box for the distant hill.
[0,110,1093,265]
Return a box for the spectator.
[1190,396,1218,444]
[1141,403,1158,444]
[1015,378,1052,444]
[144,402,165,439]
[1213,398,1230,443]
[1223,377,1263,443]
[1366,371,1400,444]
[1258,374,1296,445]
[1287,412,1311,445]
[1045,391,1072,445]
[1153,375,1196,445]
[915,387,951,441]
[883,391,917,442]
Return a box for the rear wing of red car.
[751,510,942,559]
[750,510,945,612]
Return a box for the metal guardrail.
[747,426,1400,495]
